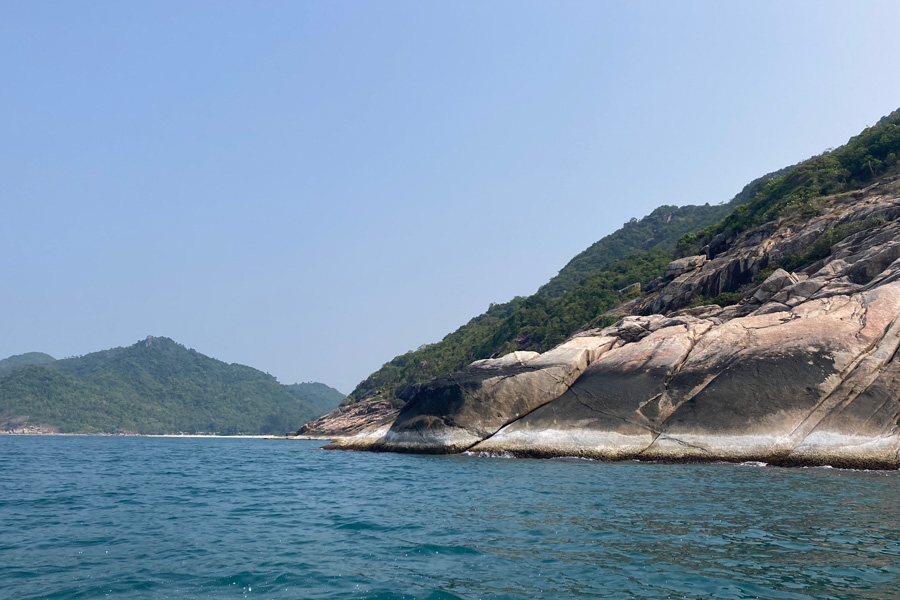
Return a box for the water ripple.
[1,436,899,599]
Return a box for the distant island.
[301,107,900,469]
[0,336,344,435]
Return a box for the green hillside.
[679,109,900,255]
[346,108,900,408]
[537,166,793,299]
[0,337,340,435]
[0,352,56,377]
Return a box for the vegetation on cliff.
[678,109,900,255]
[346,108,900,409]
[352,249,673,406]
[0,337,343,435]
[538,167,793,299]
[348,195,765,406]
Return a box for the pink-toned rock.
[297,400,398,438]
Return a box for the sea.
[2,436,899,600]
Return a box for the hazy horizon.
[4,1,900,393]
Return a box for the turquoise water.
[2,437,899,599]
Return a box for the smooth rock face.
[321,180,900,467]
[349,335,618,453]
[646,286,900,461]
[475,283,900,465]
[473,321,712,458]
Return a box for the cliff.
[300,109,900,468]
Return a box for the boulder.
[664,255,707,280]
[750,268,798,303]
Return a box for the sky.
[3,1,900,394]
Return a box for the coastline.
[312,431,900,471]
[0,431,279,439]
[6,429,897,469]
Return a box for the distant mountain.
[0,337,338,435]
[0,352,56,378]
[285,383,345,414]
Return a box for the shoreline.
[306,434,900,471]
[0,431,279,439]
[5,431,898,470]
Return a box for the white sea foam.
[462,450,516,459]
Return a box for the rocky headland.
[299,111,900,469]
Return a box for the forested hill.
[0,352,56,377]
[285,383,346,413]
[537,167,793,299]
[342,108,900,410]
[0,336,343,435]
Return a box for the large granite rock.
[473,318,714,458]
[473,282,900,466]
[643,284,900,465]
[315,179,900,467]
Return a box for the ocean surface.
[2,437,899,600]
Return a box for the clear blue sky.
[3,1,900,394]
